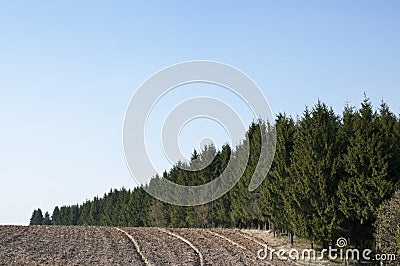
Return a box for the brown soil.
[0,225,143,265]
[168,228,274,266]
[122,227,199,265]
[0,226,293,266]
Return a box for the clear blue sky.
[0,1,399,225]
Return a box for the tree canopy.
[31,97,400,250]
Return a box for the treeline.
[31,97,400,249]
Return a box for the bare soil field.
[0,226,142,265]
[0,226,292,266]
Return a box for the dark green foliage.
[229,122,264,228]
[32,97,400,251]
[338,98,400,247]
[260,114,296,236]
[375,189,400,265]
[30,209,44,225]
[42,212,52,225]
[289,102,343,245]
[51,206,60,225]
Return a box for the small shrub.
[397,227,400,250]
[375,189,400,265]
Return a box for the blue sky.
[0,1,399,224]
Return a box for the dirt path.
[122,227,200,266]
[159,228,204,266]
[115,227,153,266]
[169,228,272,266]
[214,229,298,266]
[207,230,247,251]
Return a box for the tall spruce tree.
[30,209,44,225]
[211,145,233,227]
[51,206,60,225]
[338,98,399,247]
[289,102,343,246]
[42,211,52,225]
[230,122,261,228]
[260,113,296,241]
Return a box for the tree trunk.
[289,231,294,247]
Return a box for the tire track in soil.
[160,228,204,266]
[207,231,246,251]
[115,227,153,266]
[122,227,200,266]
[170,228,270,266]
[214,229,296,266]
[237,230,299,266]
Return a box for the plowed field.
[0,226,293,266]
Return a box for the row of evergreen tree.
[30,97,400,249]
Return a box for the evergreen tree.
[289,102,343,246]
[51,206,60,225]
[338,98,398,247]
[229,121,273,228]
[148,199,167,227]
[210,145,232,228]
[42,211,52,225]
[30,209,44,225]
[78,201,93,226]
[260,114,296,240]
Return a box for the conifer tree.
[338,98,399,247]
[42,211,52,225]
[30,209,44,225]
[289,102,343,246]
[261,114,296,240]
[51,206,60,225]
